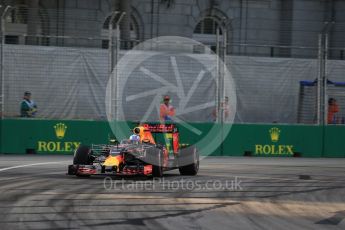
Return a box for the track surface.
[0,155,344,230]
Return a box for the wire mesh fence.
[3,45,109,119]
[107,37,232,124]
[0,3,344,125]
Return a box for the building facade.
[1,0,344,58]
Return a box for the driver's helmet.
[129,134,140,142]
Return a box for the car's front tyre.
[178,146,199,176]
[151,149,164,177]
[73,145,92,165]
[73,145,93,177]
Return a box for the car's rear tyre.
[178,146,199,176]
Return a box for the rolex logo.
[269,127,280,142]
[54,123,67,139]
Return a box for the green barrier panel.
[223,124,323,157]
[0,118,344,157]
[0,119,111,154]
[177,123,222,156]
[323,125,345,157]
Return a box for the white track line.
[0,161,70,172]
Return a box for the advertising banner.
[0,119,344,157]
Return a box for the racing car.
[67,123,199,177]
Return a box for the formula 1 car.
[67,123,199,177]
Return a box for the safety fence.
[1,43,345,125]
[0,5,344,126]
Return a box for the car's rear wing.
[140,123,178,133]
[138,123,180,154]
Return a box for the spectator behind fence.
[212,96,230,122]
[327,98,339,124]
[20,91,37,118]
[160,95,175,122]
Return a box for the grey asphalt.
[0,155,344,230]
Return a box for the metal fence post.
[221,25,227,125]
[221,24,228,156]
[108,11,118,75]
[324,33,329,125]
[114,12,125,122]
[108,11,117,122]
[216,26,220,124]
[317,34,323,125]
[0,8,4,119]
[107,11,125,123]
[0,6,12,119]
